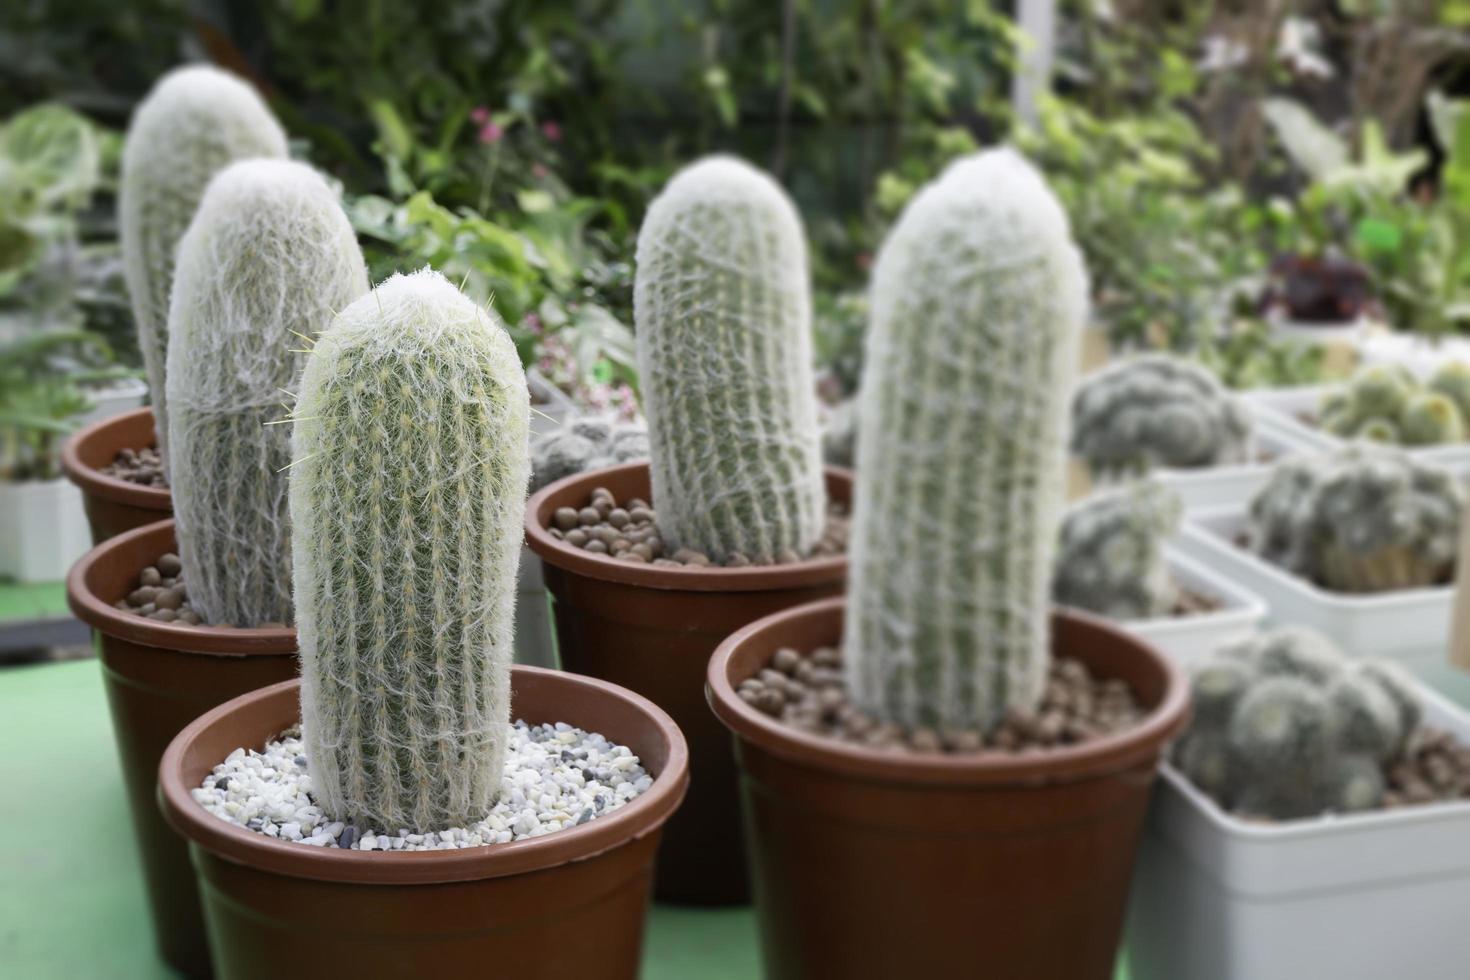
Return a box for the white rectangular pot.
[513,543,558,668]
[1174,508,1470,703]
[1240,384,1339,453]
[0,478,91,583]
[1126,680,1470,980]
[1154,428,1319,513]
[1121,549,1266,667]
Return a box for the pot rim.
[66,517,296,656]
[60,406,172,510]
[158,670,691,885]
[524,461,851,593]
[706,596,1191,787]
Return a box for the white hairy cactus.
[844,149,1088,731]
[1071,353,1252,475]
[120,65,289,464]
[292,270,530,832]
[166,160,368,626]
[634,155,826,563]
[1054,481,1182,620]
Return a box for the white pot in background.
[1240,385,1340,453]
[1155,427,1319,512]
[1127,681,1470,980]
[0,478,91,583]
[1358,331,1470,378]
[526,367,579,438]
[1176,507,1470,701]
[1121,549,1266,667]
[513,543,557,668]
[76,376,148,429]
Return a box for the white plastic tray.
[1121,549,1265,667]
[1127,681,1470,980]
[1154,428,1316,512]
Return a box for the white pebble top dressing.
[192,721,652,850]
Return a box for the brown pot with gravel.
[707,597,1190,979]
[66,518,297,978]
[524,461,851,904]
[61,406,171,543]
[158,669,689,980]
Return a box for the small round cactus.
[1053,482,1182,620]
[1249,444,1462,592]
[1173,628,1420,820]
[844,148,1087,731]
[120,65,289,464]
[634,155,826,564]
[1400,391,1466,445]
[530,414,649,491]
[166,159,368,627]
[1321,363,1468,446]
[1071,353,1252,476]
[1429,361,1470,423]
[292,270,530,833]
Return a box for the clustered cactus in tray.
[1249,443,1462,593]
[634,155,826,565]
[1319,362,1470,446]
[1174,628,1421,819]
[530,415,649,491]
[1054,481,1182,621]
[120,64,289,465]
[1071,353,1252,477]
[843,149,1087,731]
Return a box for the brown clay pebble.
[608,508,630,528]
[554,507,579,531]
[150,609,178,623]
[128,586,159,606]
[156,553,182,577]
[673,548,710,567]
[744,644,1145,755]
[154,588,184,611]
[585,540,608,554]
[577,507,601,526]
[565,529,589,547]
[140,567,162,587]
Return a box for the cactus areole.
[120,65,289,467]
[634,155,826,564]
[844,149,1088,732]
[291,270,530,833]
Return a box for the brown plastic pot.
[67,519,298,978]
[158,669,690,979]
[61,406,172,543]
[707,597,1191,980]
[525,461,851,905]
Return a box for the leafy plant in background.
[0,329,132,481]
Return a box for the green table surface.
[0,580,71,623]
[0,657,1135,979]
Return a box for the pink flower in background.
[479,120,504,145]
[470,105,490,125]
[533,163,549,179]
[523,311,544,335]
[856,252,873,271]
[540,120,562,142]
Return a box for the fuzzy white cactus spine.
[292,270,530,832]
[120,65,289,464]
[165,160,368,627]
[844,149,1087,731]
[634,155,825,563]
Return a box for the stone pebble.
[101,446,167,489]
[114,552,207,625]
[548,486,849,568]
[191,721,653,850]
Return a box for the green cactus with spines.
[1355,417,1401,443]
[120,65,289,465]
[844,149,1087,731]
[1248,444,1462,592]
[1071,353,1252,476]
[1053,481,1182,620]
[1399,391,1466,445]
[166,160,368,627]
[291,270,529,832]
[1429,361,1470,422]
[634,155,825,563]
[1348,364,1415,420]
[1173,628,1419,820]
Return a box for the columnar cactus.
[1071,353,1252,475]
[530,414,649,491]
[1173,628,1420,819]
[844,149,1087,731]
[292,270,530,832]
[1053,482,1182,620]
[165,160,368,626]
[1249,444,1462,592]
[634,155,825,563]
[120,65,289,464]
